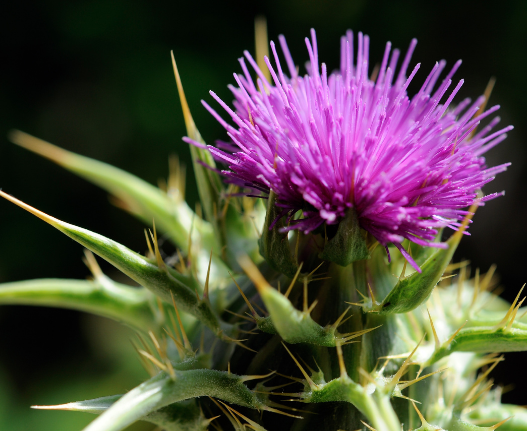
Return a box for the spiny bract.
[1,22,525,431]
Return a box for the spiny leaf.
[82,369,266,431]
[301,377,401,431]
[300,376,365,406]
[0,279,167,333]
[427,325,527,364]
[34,396,211,431]
[258,283,374,346]
[171,53,223,227]
[467,403,527,431]
[32,395,123,415]
[373,204,477,315]
[448,416,513,431]
[8,130,216,254]
[0,191,231,338]
[240,256,366,346]
[173,55,261,269]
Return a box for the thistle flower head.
[186,29,511,270]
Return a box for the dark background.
[0,0,526,429]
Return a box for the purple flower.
[185,29,511,270]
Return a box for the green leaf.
[0,191,231,338]
[82,370,265,431]
[33,395,211,431]
[0,278,162,333]
[319,208,369,266]
[373,213,473,315]
[171,54,223,229]
[467,404,527,431]
[258,191,298,278]
[448,416,512,431]
[240,257,372,347]
[302,377,401,431]
[257,285,338,345]
[428,326,527,364]
[172,55,261,270]
[466,311,527,331]
[8,130,216,255]
[33,395,123,415]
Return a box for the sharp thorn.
[332,308,353,330]
[306,299,318,315]
[390,335,425,388]
[171,292,192,349]
[238,255,272,295]
[489,416,513,430]
[144,229,155,257]
[82,249,103,279]
[307,261,325,279]
[149,221,166,271]
[285,263,303,299]
[360,420,378,431]
[229,272,259,317]
[495,284,526,330]
[203,248,213,299]
[303,279,308,313]
[368,283,377,304]
[281,342,317,389]
[341,325,382,342]
[336,343,348,379]
[355,289,368,301]
[225,309,256,323]
[398,368,448,390]
[426,308,441,351]
[411,401,428,426]
[263,405,303,419]
[445,320,468,347]
[358,367,380,387]
[138,349,168,372]
[242,370,275,382]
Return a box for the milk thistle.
[192,29,511,271]
[1,21,526,431]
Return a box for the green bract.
[0,25,523,431]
